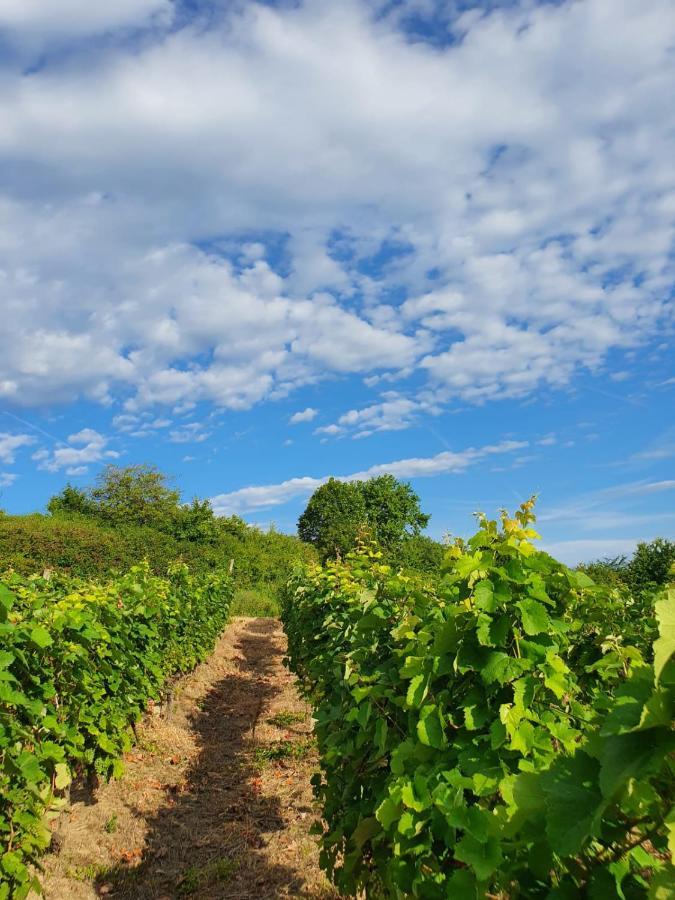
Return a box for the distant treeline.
[1,464,672,597]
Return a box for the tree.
[47,484,97,518]
[297,475,430,560]
[173,498,220,544]
[395,533,445,573]
[297,478,368,560]
[48,464,182,531]
[360,475,430,552]
[627,538,675,593]
[89,464,181,529]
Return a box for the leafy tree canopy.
[297,478,368,560]
[580,537,675,595]
[297,475,430,560]
[48,464,216,541]
[628,537,675,591]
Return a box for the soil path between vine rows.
[39,617,340,900]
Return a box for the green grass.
[267,710,307,728]
[177,857,237,895]
[230,588,279,617]
[104,814,118,834]
[68,863,111,882]
[252,739,315,766]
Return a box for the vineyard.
[0,563,233,898]
[282,502,675,898]
[0,499,673,898]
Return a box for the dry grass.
[38,617,341,899]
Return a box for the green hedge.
[282,503,675,898]
[0,514,316,599]
[0,562,233,898]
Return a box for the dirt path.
[40,618,340,899]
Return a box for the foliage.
[393,534,445,574]
[45,484,97,519]
[0,511,315,601]
[48,465,181,531]
[297,478,369,560]
[0,513,188,578]
[578,555,630,590]
[298,475,429,561]
[629,538,675,594]
[282,501,675,898]
[0,562,233,898]
[581,538,675,596]
[359,475,430,552]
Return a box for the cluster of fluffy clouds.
[32,429,119,474]
[0,0,673,434]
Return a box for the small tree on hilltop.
[47,483,97,518]
[89,464,181,529]
[297,475,430,560]
[360,474,430,553]
[297,478,368,560]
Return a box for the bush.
[282,502,674,897]
[0,514,188,577]
[392,533,445,574]
[0,562,233,898]
[0,513,316,600]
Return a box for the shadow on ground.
[97,619,326,899]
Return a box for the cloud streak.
[210,439,528,515]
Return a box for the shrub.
[0,513,316,601]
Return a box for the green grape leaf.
[30,626,53,649]
[416,704,447,749]
[406,673,429,708]
[541,751,603,856]
[654,589,675,683]
[517,599,550,636]
[376,797,400,830]
[454,834,502,881]
[598,730,675,800]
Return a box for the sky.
[0,0,673,565]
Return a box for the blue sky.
[0,0,673,564]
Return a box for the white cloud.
[0,0,673,423]
[0,472,18,488]
[316,391,442,438]
[169,422,210,443]
[210,438,527,514]
[290,407,318,424]
[0,0,172,44]
[33,429,119,473]
[0,432,34,464]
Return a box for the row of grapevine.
[282,502,674,898]
[0,561,234,898]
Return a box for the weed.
[253,739,315,766]
[177,856,237,896]
[104,814,118,834]
[68,863,110,882]
[267,710,306,728]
